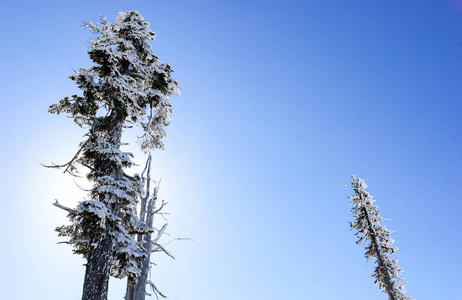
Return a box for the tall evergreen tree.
[348,176,413,300]
[47,11,179,300]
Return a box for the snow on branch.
[53,199,77,214]
[347,175,413,300]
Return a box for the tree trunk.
[125,284,135,300]
[125,243,150,300]
[126,156,152,300]
[83,114,123,300]
[81,233,113,300]
[129,201,155,300]
[133,245,151,300]
[362,201,397,300]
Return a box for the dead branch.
[73,180,92,192]
[40,162,82,177]
[56,241,74,245]
[152,200,167,216]
[80,163,103,175]
[53,199,77,213]
[42,137,91,175]
[141,153,152,183]
[162,237,193,248]
[56,239,89,245]
[153,224,167,244]
[147,280,166,299]
[150,224,174,258]
[139,154,152,222]
[152,242,175,259]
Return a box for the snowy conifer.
[348,176,413,300]
[48,11,179,300]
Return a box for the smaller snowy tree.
[348,176,413,300]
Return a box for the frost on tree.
[47,11,179,300]
[348,176,413,300]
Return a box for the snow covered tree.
[348,176,413,300]
[47,11,179,300]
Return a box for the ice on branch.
[348,176,413,300]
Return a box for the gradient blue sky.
[1,1,461,299]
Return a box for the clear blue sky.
[1,1,461,299]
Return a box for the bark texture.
[82,233,113,300]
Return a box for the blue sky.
[1,1,461,299]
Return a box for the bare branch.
[141,154,152,182]
[57,239,89,245]
[42,137,91,175]
[147,280,166,299]
[80,163,103,175]
[152,242,175,259]
[73,180,92,192]
[57,241,74,245]
[150,223,175,259]
[152,200,167,216]
[139,154,152,222]
[157,213,169,222]
[162,237,193,248]
[40,162,82,177]
[53,199,77,214]
[153,223,167,244]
